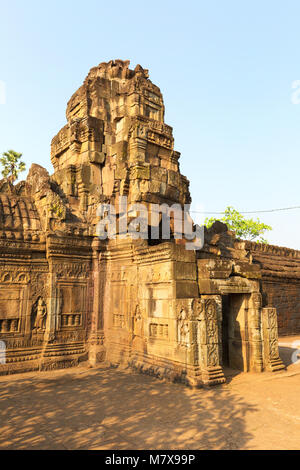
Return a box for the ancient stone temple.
[0,60,286,385]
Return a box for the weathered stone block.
[151,166,168,183]
[129,164,150,180]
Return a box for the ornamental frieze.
[53,262,90,279]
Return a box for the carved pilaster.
[88,239,106,366]
[262,307,285,372]
[248,293,263,372]
[45,266,57,343]
[196,296,225,385]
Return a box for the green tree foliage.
[204,206,272,243]
[0,150,26,182]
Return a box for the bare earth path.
[0,338,299,450]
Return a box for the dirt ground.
[0,337,299,450]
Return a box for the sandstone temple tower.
[0,60,285,385]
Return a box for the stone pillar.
[196,296,225,385]
[44,264,58,343]
[88,238,105,366]
[262,307,285,372]
[248,293,263,372]
[24,283,32,338]
[175,300,201,387]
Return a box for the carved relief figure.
[205,300,218,339]
[133,305,143,337]
[32,298,47,331]
[178,309,189,346]
[251,293,262,310]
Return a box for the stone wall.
[242,241,300,336]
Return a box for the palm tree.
[0,150,26,182]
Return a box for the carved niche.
[0,276,24,334]
[59,284,85,329]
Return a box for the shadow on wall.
[0,367,257,450]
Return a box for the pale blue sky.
[1,0,300,248]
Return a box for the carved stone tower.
[0,60,285,385]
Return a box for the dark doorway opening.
[222,294,249,373]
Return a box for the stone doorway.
[222,294,250,372]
